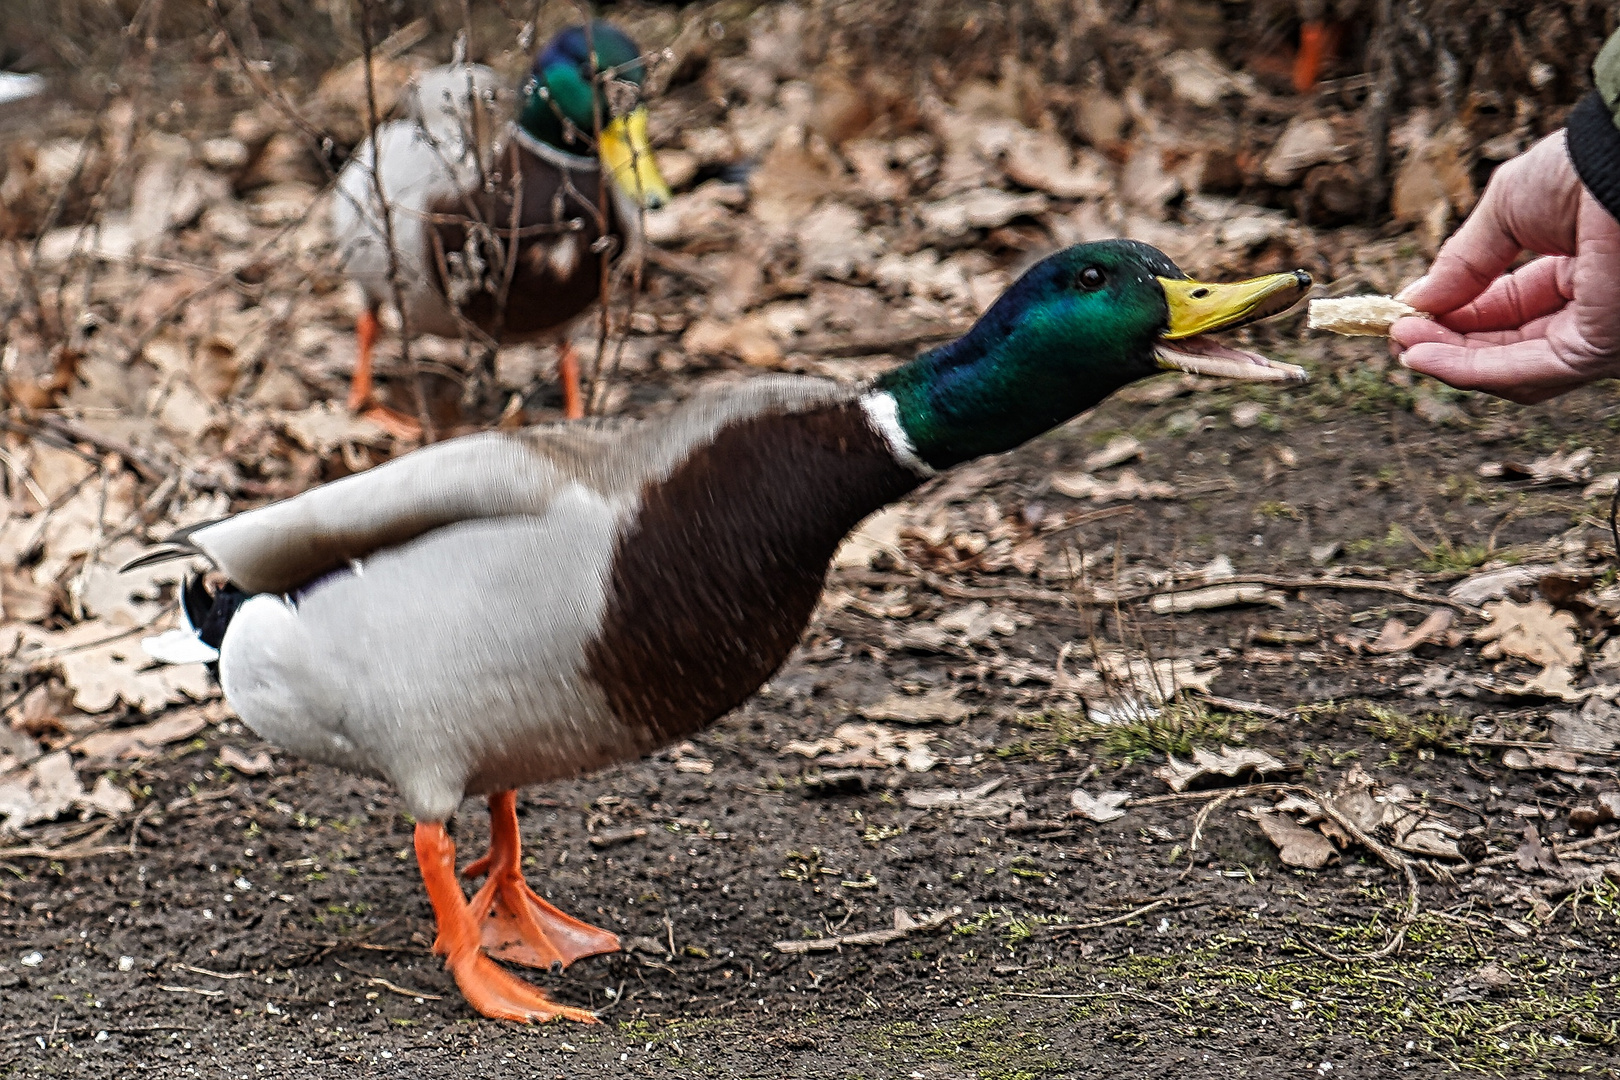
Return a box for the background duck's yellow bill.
[600,107,671,210]
[1158,271,1311,339]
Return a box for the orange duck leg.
[1292,20,1342,94]
[456,791,621,971]
[414,818,603,1022]
[348,305,424,441]
[557,341,585,420]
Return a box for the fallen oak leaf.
[0,750,81,831]
[1474,599,1581,668]
[1515,825,1561,874]
[1154,745,1290,793]
[1070,787,1129,823]
[73,709,210,761]
[858,688,971,725]
[903,778,1025,819]
[218,746,273,775]
[1368,608,1456,654]
[18,620,215,715]
[1254,808,1336,868]
[1501,747,1582,773]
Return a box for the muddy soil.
[4,350,1620,1079]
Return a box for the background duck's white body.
[330,64,503,338]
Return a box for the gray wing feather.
[169,374,856,595]
[186,432,582,594]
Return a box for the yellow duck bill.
[1154,270,1311,382]
[599,106,671,210]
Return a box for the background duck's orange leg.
[1292,20,1337,93]
[456,791,620,970]
[414,821,598,1023]
[558,341,584,420]
[347,304,423,440]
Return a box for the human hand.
[1389,131,1620,404]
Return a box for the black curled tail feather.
[183,574,250,650]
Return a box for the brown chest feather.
[425,140,618,340]
[584,404,920,748]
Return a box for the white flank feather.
[142,627,220,665]
[142,586,220,665]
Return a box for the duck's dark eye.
[1076,266,1106,291]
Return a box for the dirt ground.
[6,1,1620,1076]
[4,355,1620,1078]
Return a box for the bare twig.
[1119,574,1476,614]
[1047,898,1176,935]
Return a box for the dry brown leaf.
[73,709,210,761]
[0,750,81,831]
[1550,698,1620,751]
[781,722,937,772]
[1505,664,1586,702]
[1474,599,1581,668]
[82,774,135,818]
[19,622,215,715]
[217,745,273,775]
[1569,792,1620,833]
[903,778,1024,819]
[859,688,971,725]
[275,403,389,455]
[1150,584,1285,615]
[1095,653,1221,704]
[1447,564,1553,606]
[1501,747,1581,773]
[1000,129,1112,199]
[1082,436,1142,473]
[1070,787,1129,823]
[832,506,908,570]
[1478,448,1593,486]
[1049,468,1175,503]
[1153,745,1288,792]
[1368,608,1455,654]
[1514,825,1561,874]
[917,189,1047,238]
[1255,809,1336,868]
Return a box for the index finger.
[1398,133,1581,316]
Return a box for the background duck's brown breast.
[425,140,616,340]
[584,403,921,748]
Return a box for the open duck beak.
[1154,271,1312,382]
[599,106,671,211]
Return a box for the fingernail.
[1395,275,1428,303]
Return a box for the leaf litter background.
[2,1,1620,1076]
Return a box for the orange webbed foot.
[453,791,620,971]
[415,816,604,1023]
[470,872,621,971]
[445,948,601,1023]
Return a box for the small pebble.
[117,956,135,972]
[20,951,42,967]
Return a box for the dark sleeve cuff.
[1567,89,1620,224]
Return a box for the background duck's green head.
[518,21,670,209]
[875,239,1311,470]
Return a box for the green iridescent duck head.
[518,22,670,209]
[877,240,1311,470]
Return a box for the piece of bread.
[1307,296,1423,337]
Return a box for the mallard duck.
[331,22,670,437]
[134,240,1309,1022]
